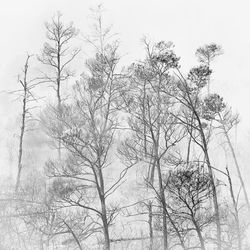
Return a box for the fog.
[0,0,249,249]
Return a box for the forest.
[0,5,249,250]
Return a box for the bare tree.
[9,55,38,192]
[172,63,222,249]
[119,40,186,250]
[40,15,130,249]
[38,12,80,158]
[38,12,80,107]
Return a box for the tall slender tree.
[41,11,130,250]
[12,55,37,192]
[172,64,222,249]
[38,12,80,157]
[119,40,184,250]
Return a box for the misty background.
[1,0,249,186]
[0,1,249,249]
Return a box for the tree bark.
[148,202,153,250]
[100,197,111,250]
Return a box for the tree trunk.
[98,166,110,250]
[101,199,111,250]
[187,94,222,250]
[57,39,62,159]
[221,117,250,213]
[191,215,206,250]
[148,202,153,250]
[195,224,206,250]
[15,57,29,192]
[164,206,186,250]
[156,159,168,250]
[226,166,242,250]
[16,104,25,191]
[199,129,221,250]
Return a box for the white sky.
[0,0,250,179]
